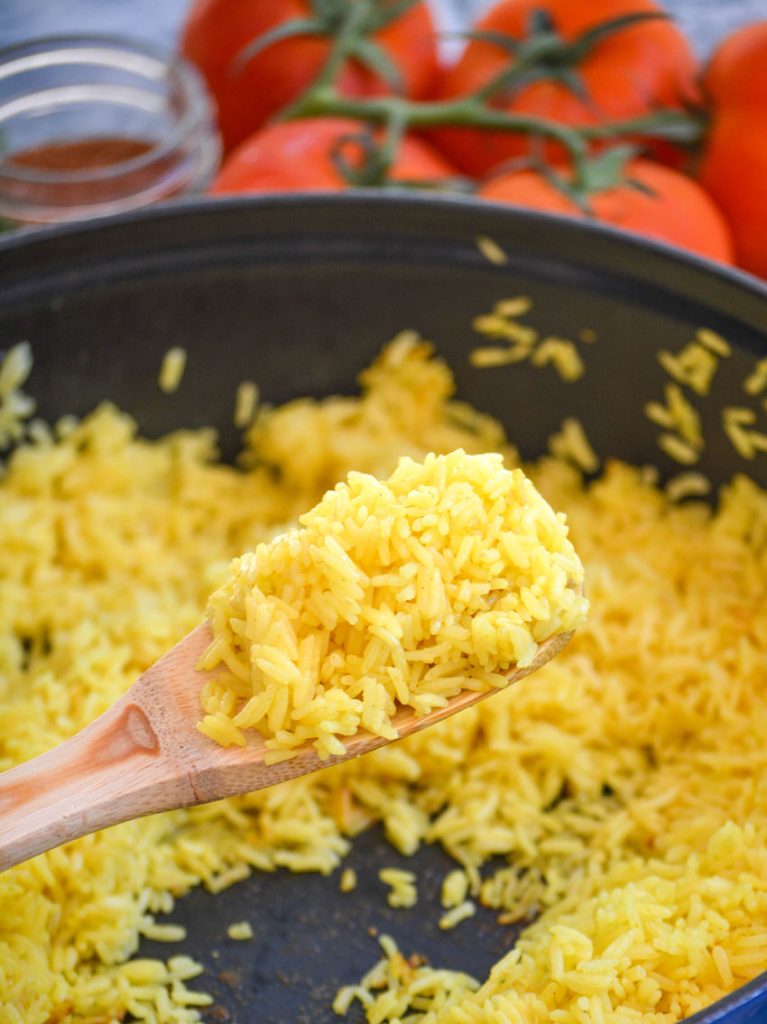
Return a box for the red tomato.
[479,159,734,264]
[697,23,767,279]
[431,0,698,175]
[182,0,438,152]
[703,21,767,110]
[211,118,457,194]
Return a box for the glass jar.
[0,36,221,227]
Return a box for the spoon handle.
[0,688,193,872]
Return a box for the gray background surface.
[0,0,764,56]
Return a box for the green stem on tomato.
[279,0,378,120]
[469,40,557,105]
[331,105,410,187]
[580,110,707,146]
[290,89,589,174]
[375,104,409,181]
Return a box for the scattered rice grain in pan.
[530,337,585,381]
[723,406,767,459]
[468,345,528,368]
[234,380,259,428]
[548,417,599,474]
[339,867,357,893]
[665,471,712,502]
[472,303,586,382]
[493,297,531,319]
[696,327,731,358]
[473,311,538,347]
[141,923,188,943]
[658,341,720,395]
[227,921,253,941]
[0,341,34,448]
[657,431,701,465]
[334,935,479,1019]
[475,236,507,265]
[379,868,418,909]
[744,357,767,396]
[159,346,187,393]
[645,382,703,449]
[439,900,476,930]
[441,869,469,909]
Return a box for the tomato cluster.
[182,0,767,277]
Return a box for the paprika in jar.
[0,36,220,227]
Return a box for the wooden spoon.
[0,624,573,871]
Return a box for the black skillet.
[0,194,766,1023]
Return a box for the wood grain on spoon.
[0,623,572,872]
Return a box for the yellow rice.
[158,347,187,393]
[475,236,508,266]
[471,300,586,382]
[645,383,703,450]
[473,310,537,348]
[0,341,34,448]
[1,334,767,1023]
[334,935,480,1019]
[723,406,767,460]
[339,867,357,893]
[657,431,701,465]
[744,357,767,396]
[380,867,418,909]
[141,922,187,943]
[696,327,731,358]
[494,297,532,319]
[438,900,476,930]
[469,346,529,368]
[226,921,253,941]
[658,340,721,396]
[198,450,587,759]
[548,417,600,474]
[441,869,469,909]
[529,337,584,381]
[665,471,712,503]
[234,380,259,428]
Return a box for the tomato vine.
[227,0,705,193]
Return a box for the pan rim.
[0,190,765,304]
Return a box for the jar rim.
[0,34,215,185]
